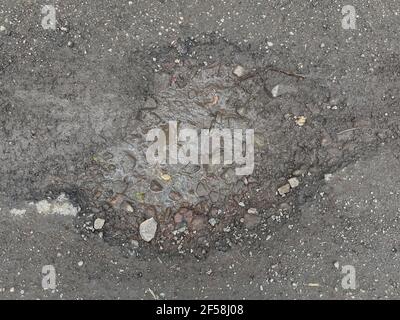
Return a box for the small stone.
[278,184,290,196]
[94,218,105,230]
[271,85,280,98]
[169,191,182,201]
[324,173,333,182]
[208,218,217,227]
[247,208,258,214]
[334,261,340,269]
[139,217,157,242]
[78,261,84,267]
[267,41,273,47]
[150,180,163,192]
[288,177,300,188]
[67,41,74,48]
[131,240,139,248]
[124,203,134,213]
[160,173,171,181]
[233,65,246,77]
[0,26,6,32]
[295,116,307,126]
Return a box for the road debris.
[208,218,217,227]
[295,116,307,126]
[288,177,300,188]
[233,65,246,77]
[139,218,158,242]
[94,218,106,230]
[278,184,291,196]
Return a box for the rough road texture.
[1,0,400,299]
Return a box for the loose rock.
[208,218,217,227]
[139,217,158,242]
[233,65,246,77]
[94,218,105,230]
[278,184,290,196]
[150,180,163,192]
[295,116,307,127]
[161,174,171,181]
[288,177,300,188]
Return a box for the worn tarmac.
[1,0,400,299]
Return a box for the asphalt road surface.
[1,0,400,299]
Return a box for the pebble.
[124,203,134,213]
[0,26,6,32]
[208,218,217,227]
[131,240,139,248]
[278,184,291,196]
[288,177,300,188]
[324,173,333,182]
[150,180,163,192]
[94,218,105,230]
[160,174,171,181]
[233,65,246,77]
[247,208,258,214]
[78,261,84,267]
[169,191,182,201]
[271,85,280,98]
[295,116,307,126]
[139,217,158,242]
